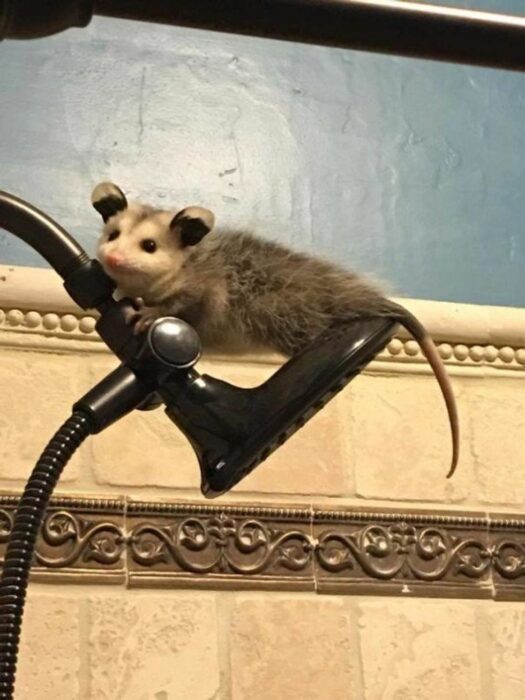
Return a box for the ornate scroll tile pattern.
[0,496,126,583]
[127,502,314,590]
[489,514,525,601]
[313,508,492,598]
[0,495,524,599]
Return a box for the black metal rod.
[0,190,90,277]
[94,0,525,72]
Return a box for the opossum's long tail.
[385,301,459,478]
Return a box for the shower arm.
[1,0,525,72]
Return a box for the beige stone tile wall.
[15,585,525,700]
[1,345,524,510]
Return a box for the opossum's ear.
[91,182,128,222]
[171,206,215,247]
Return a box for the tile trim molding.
[0,494,523,600]
[2,265,525,375]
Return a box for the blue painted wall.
[1,1,524,306]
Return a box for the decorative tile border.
[313,508,492,599]
[127,501,314,590]
[487,514,525,601]
[3,264,525,372]
[3,303,525,373]
[0,495,523,599]
[0,495,126,584]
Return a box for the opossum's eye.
[107,229,120,242]
[141,239,157,253]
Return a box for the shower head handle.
[160,317,397,497]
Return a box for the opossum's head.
[91,182,214,302]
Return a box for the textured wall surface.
[2,339,525,507]
[16,587,525,700]
[1,2,525,306]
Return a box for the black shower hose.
[0,411,94,700]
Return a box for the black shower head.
[76,311,397,498]
[158,317,396,497]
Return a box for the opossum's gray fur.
[174,229,393,355]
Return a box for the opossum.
[92,181,459,477]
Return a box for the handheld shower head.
[159,317,397,497]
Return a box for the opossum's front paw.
[134,310,159,335]
[126,298,160,335]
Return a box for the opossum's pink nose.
[105,252,125,268]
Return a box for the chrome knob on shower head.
[147,317,202,369]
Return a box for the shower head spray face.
[159,317,397,497]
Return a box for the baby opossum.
[92,182,459,478]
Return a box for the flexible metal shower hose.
[0,412,93,699]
